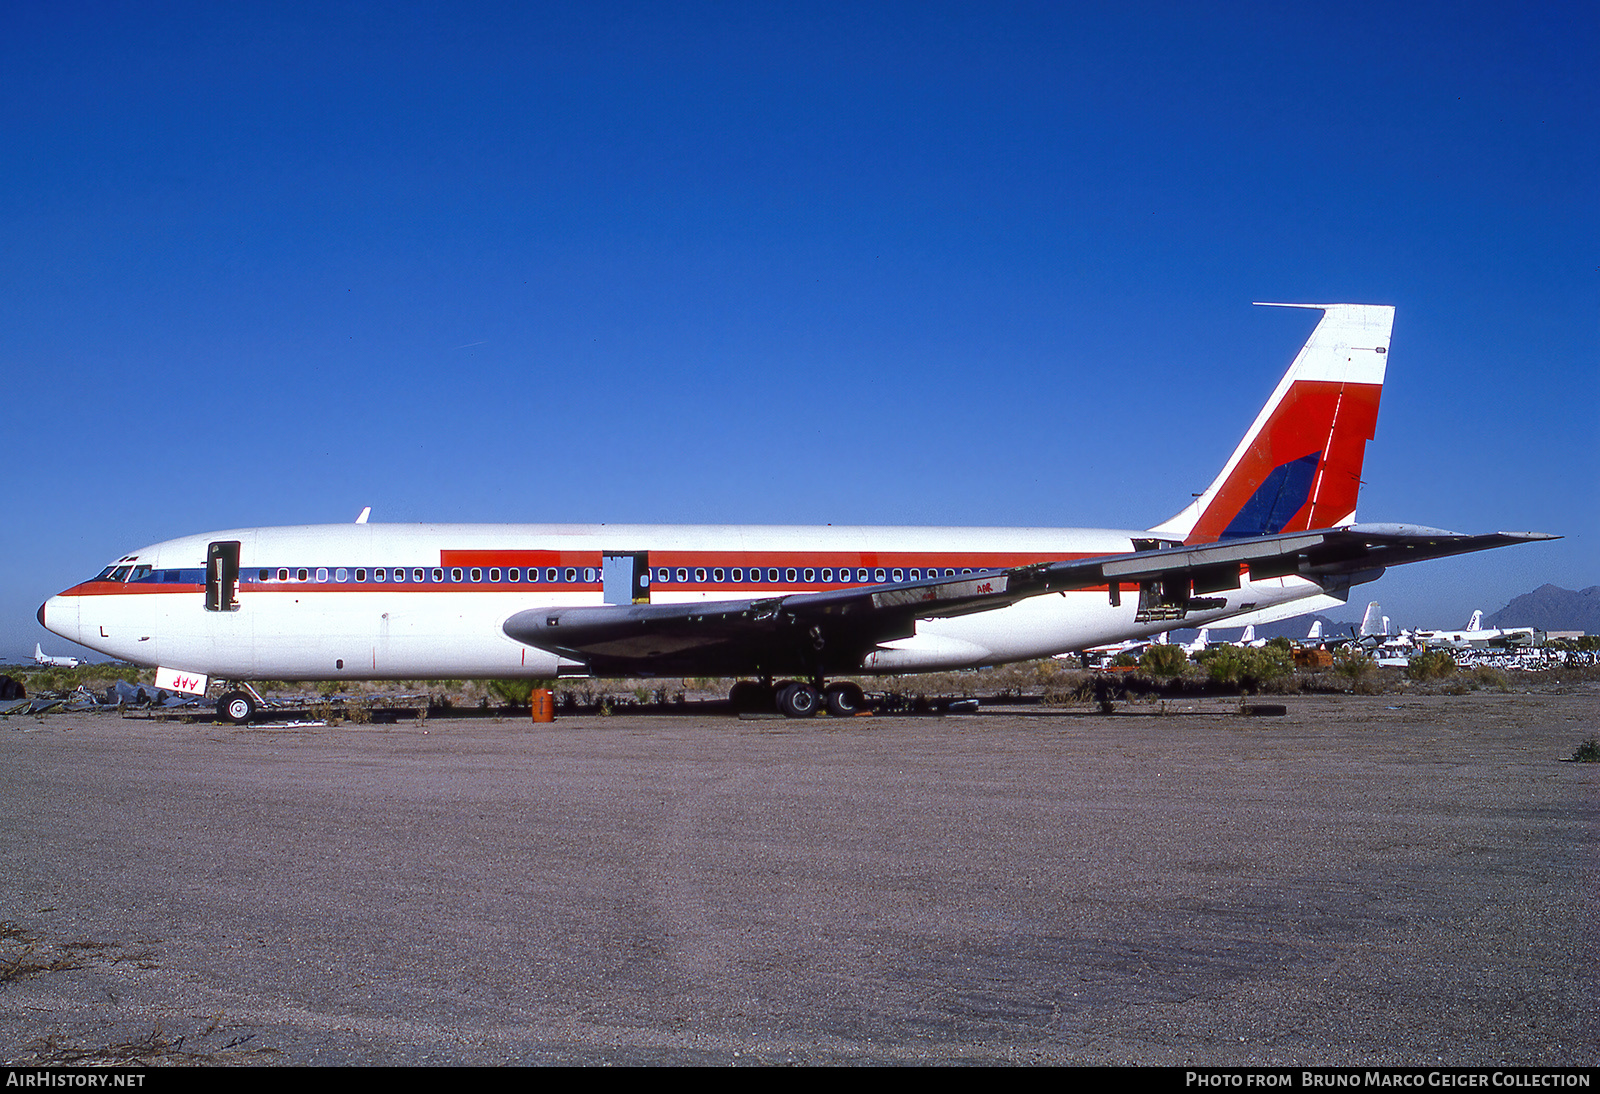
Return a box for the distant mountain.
[1485,585,1600,633]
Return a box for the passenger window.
[316,568,330,582]
[713,568,724,583]
[507,568,519,582]
[568,568,580,583]
[257,569,270,582]
[892,569,903,582]
[373,569,384,582]
[355,569,366,582]
[450,568,463,582]
[431,568,443,582]
[469,568,482,582]
[695,568,707,583]
[731,568,743,582]
[874,568,886,582]
[335,568,348,582]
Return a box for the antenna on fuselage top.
[355,507,371,524]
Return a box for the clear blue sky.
[4,1,1595,660]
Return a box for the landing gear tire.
[824,682,865,718]
[777,682,820,719]
[218,690,257,725]
[728,680,774,713]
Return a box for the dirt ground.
[2,686,1596,1065]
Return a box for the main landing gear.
[729,679,866,719]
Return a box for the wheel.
[776,682,820,718]
[824,682,865,718]
[728,680,774,713]
[218,690,257,724]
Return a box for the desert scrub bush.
[1571,737,1600,763]
[1406,649,1457,681]
[1333,645,1375,685]
[1333,644,1373,676]
[1468,665,1508,691]
[1139,644,1192,679]
[486,679,538,707]
[1195,645,1294,691]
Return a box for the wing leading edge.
[502,526,1557,676]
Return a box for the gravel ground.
[1,687,1596,1065]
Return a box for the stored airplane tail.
[1152,303,1392,546]
[1360,602,1386,637]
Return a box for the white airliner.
[1412,610,1538,651]
[37,304,1554,722]
[33,643,81,669]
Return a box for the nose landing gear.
[214,682,267,724]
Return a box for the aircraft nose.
[38,594,77,644]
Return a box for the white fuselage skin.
[41,522,1325,681]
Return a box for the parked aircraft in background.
[1228,625,1270,648]
[1412,610,1538,651]
[37,303,1555,721]
[1359,602,1392,641]
[33,643,80,669]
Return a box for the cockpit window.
[109,566,133,583]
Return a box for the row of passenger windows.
[250,566,603,584]
[95,563,989,586]
[654,566,979,584]
[242,565,989,585]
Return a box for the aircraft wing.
[501,524,1556,675]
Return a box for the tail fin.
[1360,602,1385,637]
[1465,609,1482,631]
[1151,303,1393,545]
